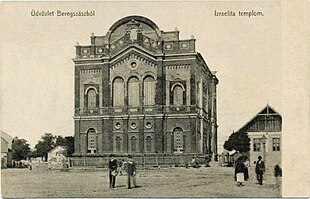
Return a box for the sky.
[1,1,282,149]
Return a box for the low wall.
[69,154,210,168]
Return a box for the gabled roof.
[1,131,13,149]
[48,145,66,154]
[236,104,281,133]
[257,104,280,115]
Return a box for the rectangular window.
[253,138,261,151]
[273,138,280,151]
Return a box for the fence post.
[83,156,86,167]
[143,155,146,170]
[156,155,159,167]
[181,155,184,166]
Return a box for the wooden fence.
[69,154,210,169]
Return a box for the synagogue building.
[73,16,218,159]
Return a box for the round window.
[130,122,137,129]
[129,60,139,70]
[115,122,121,129]
[145,122,152,129]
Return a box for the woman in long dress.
[235,160,245,186]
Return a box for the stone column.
[74,119,80,155]
[139,117,144,153]
[74,65,80,115]
[102,61,110,109]
[156,57,165,107]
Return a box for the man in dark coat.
[108,154,118,188]
[127,154,136,189]
[255,155,265,185]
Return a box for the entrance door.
[173,128,184,153]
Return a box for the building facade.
[73,16,218,158]
[1,131,13,168]
[235,105,282,167]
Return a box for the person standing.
[29,160,32,170]
[119,159,125,176]
[255,155,265,185]
[108,154,118,188]
[235,159,245,186]
[274,163,282,196]
[127,155,136,189]
[244,157,249,181]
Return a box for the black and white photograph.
[1,1,309,198]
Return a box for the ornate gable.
[107,17,162,55]
[110,50,157,82]
[74,16,197,60]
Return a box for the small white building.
[47,146,67,162]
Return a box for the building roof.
[48,145,66,154]
[109,15,160,33]
[236,104,281,133]
[1,131,13,149]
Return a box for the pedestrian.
[255,155,265,185]
[127,154,137,189]
[274,163,282,194]
[118,159,123,176]
[274,163,282,177]
[235,159,245,187]
[29,160,32,170]
[108,154,118,188]
[192,155,200,168]
[244,157,249,181]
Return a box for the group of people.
[234,155,266,186]
[12,160,32,170]
[108,154,137,189]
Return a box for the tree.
[12,137,30,161]
[55,135,74,157]
[55,135,67,147]
[28,150,39,158]
[223,131,250,152]
[65,136,74,157]
[34,133,56,161]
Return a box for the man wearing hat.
[127,154,137,189]
[255,155,265,185]
[108,154,118,188]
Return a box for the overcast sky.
[1,1,282,149]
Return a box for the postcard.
[1,1,309,197]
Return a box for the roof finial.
[191,35,195,39]
[76,42,80,46]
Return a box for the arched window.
[87,128,97,154]
[128,77,140,107]
[143,76,155,106]
[130,29,137,42]
[146,136,152,152]
[131,136,137,152]
[113,77,125,107]
[173,85,184,106]
[115,136,121,152]
[173,127,184,153]
[87,89,97,109]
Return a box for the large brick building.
[73,16,218,159]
